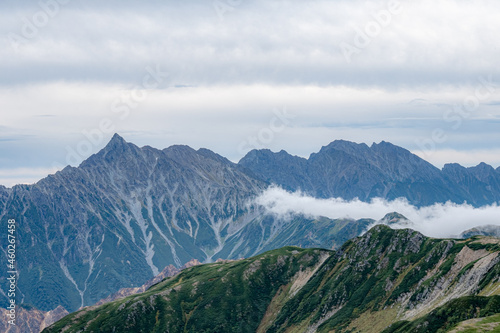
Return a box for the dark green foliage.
[466,241,500,252]
[477,253,500,291]
[43,226,500,333]
[456,259,479,281]
[265,226,498,333]
[382,296,500,333]
[388,239,444,303]
[44,247,330,333]
[267,226,433,332]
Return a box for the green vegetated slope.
[44,246,332,333]
[383,295,500,332]
[44,226,500,333]
[447,312,500,332]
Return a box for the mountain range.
[240,140,500,206]
[1,134,499,330]
[44,225,500,332]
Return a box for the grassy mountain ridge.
[44,246,331,333]
[45,225,500,332]
[383,295,500,332]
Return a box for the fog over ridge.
[254,186,500,238]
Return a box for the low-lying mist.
[254,186,500,238]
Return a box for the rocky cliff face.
[0,134,269,312]
[0,305,68,333]
[2,135,499,324]
[267,226,500,332]
[0,135,369,314]
[94,258,202,306]
[239,140,500,206]
[44,225,500,333]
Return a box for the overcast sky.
[1,0,499,187]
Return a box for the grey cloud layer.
[1,0,499,186]
[2,0,499,87]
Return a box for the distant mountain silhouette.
[239,140,500,206]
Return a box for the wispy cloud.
[254,186,500,238]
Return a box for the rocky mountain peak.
[163,144,197,155]
[240,139,463,204]
[242,148,278,159]
[196,148,232,165]
[469,161,496,174]
[103,133,129,151]
[459,225,500,238]
[371,140,401,151]
[4,135,500,325]
[87,133,139,166]
[379,212,410,225]
[443,163,466,171]
[315,139,370,158]
[326,139,369,150]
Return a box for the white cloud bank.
[254,186,500,238]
